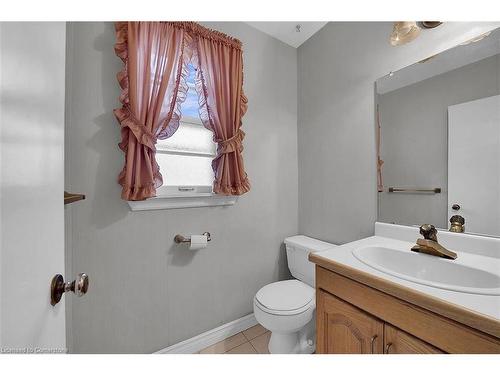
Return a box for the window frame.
[127,116,238,211]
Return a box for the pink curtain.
[114,22,249,200]
[114,22,189,200]
[192,28,250,196]
[376,104,384,192]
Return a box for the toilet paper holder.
[174,232,211,244]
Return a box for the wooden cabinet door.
[384,324,445,354]
[317,290,384,353]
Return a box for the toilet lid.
[255,280,315,312]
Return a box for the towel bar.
[388,187,441,193]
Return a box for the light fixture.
[420,21,442,29]
[418,53,438,64]
[460,31,492,46]
[390,22,421,46]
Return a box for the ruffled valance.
[165,22,243,51]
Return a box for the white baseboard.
[155,313,258,354]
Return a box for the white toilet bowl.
[253,279,316,354]
[253,236,336,354]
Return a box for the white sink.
[352,246,500,296]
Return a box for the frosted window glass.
[157,121,216,155]
[155,63,217,191]
[156,153,215,186]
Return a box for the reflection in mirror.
[376,27,500,237]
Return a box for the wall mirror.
[376,27,500,238]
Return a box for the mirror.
[376,27,500,237]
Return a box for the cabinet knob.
[370,335,378,354]
[50,273,89,306]
[385,342,393,354]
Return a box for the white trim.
[157,185,213,196]
[156,148,216,157]
[155,313,257,354]
[128,194,237,211]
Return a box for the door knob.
[50,273,89,306]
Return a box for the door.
[448,95,500,236]
[317,290,384,354]
[384,324,444,354]
[1,22,67,353]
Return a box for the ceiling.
[246,22,328,48]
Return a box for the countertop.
[309,227,500,338]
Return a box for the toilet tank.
[284,235,336,287]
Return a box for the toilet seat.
[254,280,315,316]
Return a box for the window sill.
[127,193,238,211]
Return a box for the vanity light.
[390,22,421,46]
[418,53,438,64]
[390,21,443,46]
[460,31,492,45]
[420,21,442,29]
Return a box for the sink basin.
[352,246,500,295]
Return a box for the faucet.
[411,224,457,260]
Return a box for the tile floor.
[198,324,271,354]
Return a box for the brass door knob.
[51,273,89,306]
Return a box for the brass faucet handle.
[449,215,465,233]
[420,224,438,242]
[413,223,457,260]
[450,215,465,225]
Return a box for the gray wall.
[297,22,500,244]
[64,22,298,353]
[378,54,500,229]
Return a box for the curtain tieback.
[114,106,157,151]
[216,129,245,154]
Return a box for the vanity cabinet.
[317,291,384,354]
[315,266,500,354]
[317,291,442,354]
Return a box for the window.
[156,63,215,196]
[128,64,237,211]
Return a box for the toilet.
[253,235,336,354]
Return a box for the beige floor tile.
[199,333,247,354]
[242,324,268,341]
[250,331,271,354]
[225,342,257,354]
